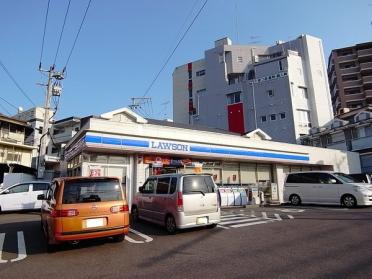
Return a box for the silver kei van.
[132,174,221,234]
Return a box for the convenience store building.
[62,108,361,207]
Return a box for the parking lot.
[1,205,372,278]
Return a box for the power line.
[53,0,72,66]
[0,101,11,116]
[64,0,92,69]
[0,59,36,106]
[142,0,208,98]
[39,0,51,69]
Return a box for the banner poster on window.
[89,167,102,177]
[144,155,170,166]
[192,162,203,173]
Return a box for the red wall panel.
[227,103,245,134]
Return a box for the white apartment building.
[173,34,334,144]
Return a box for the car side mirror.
[138,186,144,193]
[37,194,46,200]
[330,179,337,184]
[2,189,9,195]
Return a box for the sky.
[0,0,371,121]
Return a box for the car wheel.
[290,194,301,206]
[165,215,177,234]
[131,206,139,222]
[112,234,125,242]
[342,194,357,208]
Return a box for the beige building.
[0,114,35,183]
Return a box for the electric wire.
[0,102,11,116]
[64,0,92,70]
[39,0,51,68]
[0,59,36,106]
[53,0,72,66]
[0,96,18,111]
[142,0,208,98]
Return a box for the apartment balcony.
[352,135,372,151]
[344,92,365,102]
[338,53,357,63]
[340,66,359,76]
[360,62,372,73]
[326,140,348,151]
[358,48,372,61]
[342,79,362,89]
[362,75,372,84]
[365,89,372,100]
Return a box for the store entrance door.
[107,166,128,200]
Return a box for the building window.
[39,126,43,134]
[188,71,192,79]
[298,87,308,99]
[237,56,243,63]
[267,90,274,97]
[196,70,205,77]
[297,109,312,127]
[280,112,286,119]
[279,60,283,71]
[270,114,276,121]
[261,116,267,122]
[227,92,241,104]
[218,53,224,63]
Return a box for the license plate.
[196,217,208,225]
[86,218,105,228]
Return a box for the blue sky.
[0,0,371,120]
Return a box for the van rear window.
[63,179,123,204]
[182,176,215,195]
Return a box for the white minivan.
[284,171,372,208]
[132,174,220,233]
[0,181,50,212]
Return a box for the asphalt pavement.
[1,205,372,279]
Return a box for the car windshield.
[62,179,123,204]
[182,175,215,194]
[333,173,360,184]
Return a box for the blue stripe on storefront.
[84,135,309,161]
[122,139,149,148]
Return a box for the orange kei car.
[38,176,129,250]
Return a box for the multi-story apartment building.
[0,114,35,183]
[300,106,372,173]
[13,107,79,179]
[173,35,334,144]
[328,42,372,114]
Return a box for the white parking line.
[129,228,153,243]
[261,212,269,219]
[125,229,153,244]
[230,220,275,228]
[274,214,282,221]
[11,231,27,262]
[219,217,263,226]
[220,216,254,221]
[0,233,7,263]
[217,225,230,229]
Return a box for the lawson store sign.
[83,134,309,162]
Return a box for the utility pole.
[37,65,64,178]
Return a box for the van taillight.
[51,209,79,217]
[111,205,129,213]
[177,192,183,211]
